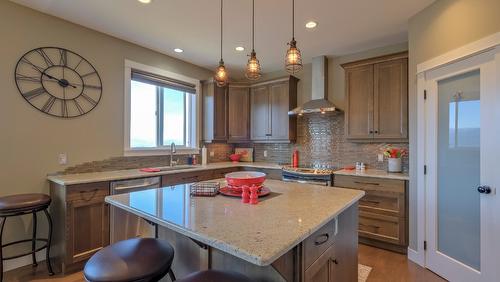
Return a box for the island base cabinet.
[303,203,358,282]
[157,203,359,282]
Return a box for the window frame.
[124,60,201,156]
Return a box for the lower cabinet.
[334,174,408,253]
[303,203,358,282]
[50,181,110,273]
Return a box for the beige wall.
[0,1,211,268]
[408,0,500,250]
[260,42,408,110]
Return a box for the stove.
[281,165,337,186]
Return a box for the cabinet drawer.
[334,175,404,194]
[358,211,406,245]
[66,182,109,202]
[304,218,336,269]
[359,189,405,217]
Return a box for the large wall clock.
[14,47,102,118]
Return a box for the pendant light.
[245,0,261,80]
[285,0,303,74]
[214,0,228,87]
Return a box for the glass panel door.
[437,70,480,270]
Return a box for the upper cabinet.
[250,76,298,143]
[342,52,408,141]
[203,81,228,142]
[203,76,298,143]
[227,85,250,142]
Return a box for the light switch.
[58,153,68,165]
[377,154,384,162]
[263,150,268,157]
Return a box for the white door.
[424,48,500,282]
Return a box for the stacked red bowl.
[225,171,266,193]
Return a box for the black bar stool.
[0,193,54,281]
[176,270,252,282]
[84,238,176,282]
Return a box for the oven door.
[110,177,160,243]
[282,172,332,186]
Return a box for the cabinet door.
[213,85,228,141]
[345,65,374,139]
[304,244,335,282]
[66,198,109,264]
[250,86,270,141]
[330,203,358,282]
[269,82,290,140]
[373,58,408,140]
[228,87,250,142]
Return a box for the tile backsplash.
[61,112,408,174]
[210,112,409,171]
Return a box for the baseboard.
[407,247,424,267]
[3,250,46,272]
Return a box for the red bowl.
[225,171,266,188]
[229,154,242,162]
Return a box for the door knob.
[477,185,492,194]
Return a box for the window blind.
[131,70,197,94]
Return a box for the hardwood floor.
[358,244,447,282]
[5,244,446,282]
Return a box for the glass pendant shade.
[285,38,303,74]
[245,50,261,80]
[214,59,228,87]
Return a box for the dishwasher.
[110,176,160,243]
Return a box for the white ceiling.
[11,0,434,78]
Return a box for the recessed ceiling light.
[305,21,317,29]
[138,0,151,4]
[235,46,245,52]
[174,48,184,53]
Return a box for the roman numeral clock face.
[15,47,102,118]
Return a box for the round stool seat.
[177,270,252,282]
[84,238,174,282]
[0,193,51,214]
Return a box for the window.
[124,60,200,155]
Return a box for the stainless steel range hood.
[288,56,338,115]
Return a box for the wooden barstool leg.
[43,209,54,276]
[0,217,6,282]
[32,212,38,267]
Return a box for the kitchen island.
[105,179,364,282]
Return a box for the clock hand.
[42,72,77,88]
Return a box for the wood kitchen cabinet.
[203,81,228,142]
[334,174,408,253]
[227,85,250,142]
[303,203,358,282]
[50,181,110,273]
[250,76,298,142]
[343,52,408,141]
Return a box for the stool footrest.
[2,238,50,260]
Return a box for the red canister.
[292,150,299,168]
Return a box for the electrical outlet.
[377,154,384,162]
[58,153,68,165]
[209,151,215,157]
[263,150,268,157]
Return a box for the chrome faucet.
[170,142,178,167]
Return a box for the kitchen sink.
[156,165,197,171]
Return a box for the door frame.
[414,32,500,280]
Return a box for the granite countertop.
[47,162,282,185]
[333,168,409,181]
[105,179,364,266]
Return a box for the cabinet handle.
[362,199,380,205]
[360,223,380,229]
[331,258,338,265]
[314,233,330,246]
[374,130,379,134]
[79,189,98,202]
[265,134,272,136]
[369,130,373,134]
[354,181,380,186]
